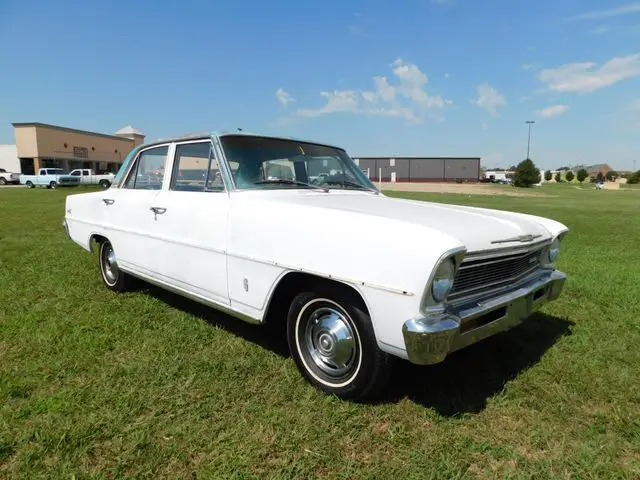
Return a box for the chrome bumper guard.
[402,270,566,365]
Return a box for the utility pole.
[526,120,535,160]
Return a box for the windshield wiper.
[324,180,379,193]
[254,179,328,192]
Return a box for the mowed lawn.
[1,184,639,479]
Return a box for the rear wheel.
[99,240,130,292]
[26,181,34,189]
[99,179,111,189]
[287,286,394,401]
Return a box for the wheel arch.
[263,271,373,328]
[89,233,109,252]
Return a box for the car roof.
[139,131,345,151]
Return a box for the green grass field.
[1,184,639,479]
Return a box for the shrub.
[555,172,562,183]
[565,171,575,182]
[596,172,604,183]
[627,171,640,184]
[544,170,552,181]
[513,159,541,187]
[576,169,589,183]
[606,170,617,181]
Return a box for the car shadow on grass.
[385,313,574,415]
[137,283,291,358]
[136,283,572,415]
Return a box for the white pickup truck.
[20,168,81,189]
[0,168,20,185]
[69,169,116,189]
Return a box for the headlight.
[548,237,561,263]
[432,259,455,302]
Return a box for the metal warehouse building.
[353,157,481,183]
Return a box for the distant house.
[586,163,614,178]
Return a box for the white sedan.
[63,132,568,400]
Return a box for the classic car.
[63,132,568,400]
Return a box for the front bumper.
[402,269,566,365]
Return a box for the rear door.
[102,144,169,276]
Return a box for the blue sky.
[1,0,639,171]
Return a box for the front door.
[148,141,230,306]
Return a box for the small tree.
[596,172,604,183]
[565,170,575,182]
[544,170,552,181]
[627,171,640,184]
[513,159,541,187]
[606,170,617,181]
[555,172,562,183]
[576,168,588,183]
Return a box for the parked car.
[20,168,80,189]
[0,168,20,185]
[63,132,569,400]
[68,169,116,189]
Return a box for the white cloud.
[296,90,359,117]
[482,122,489,131]
[275,88,295,107]
[520,96,531,102]
[589,26,610,35]
[537,54,640,93]
[522,63,538,71]
[571,3,640,20]
[444,72,451,78]
[536,104,570,118]
[473,83,507,117]
[289,58,449,122]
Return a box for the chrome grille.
[450,247,544,299]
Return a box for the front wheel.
[49,181,57,189]
[99,240,130,292]
[98,179,111,189]
[0,178,6,185]
[287,287,394,401]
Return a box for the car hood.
[262,191,566,253]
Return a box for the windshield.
[219,135,377,192]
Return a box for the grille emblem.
[491,234,542,244]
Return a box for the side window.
[171,142,224,192]
[123,146,168,190]
[70,170,80,176]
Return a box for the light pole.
[526,120,535,160]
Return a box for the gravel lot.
[379,182,547,196]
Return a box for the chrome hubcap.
[103,245,119,283]
[304,306,356,377]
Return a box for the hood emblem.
[491,234,542,244]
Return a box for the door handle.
[150,207,167,215]
[102,198,115,205]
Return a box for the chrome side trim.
[403,269,566,365]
